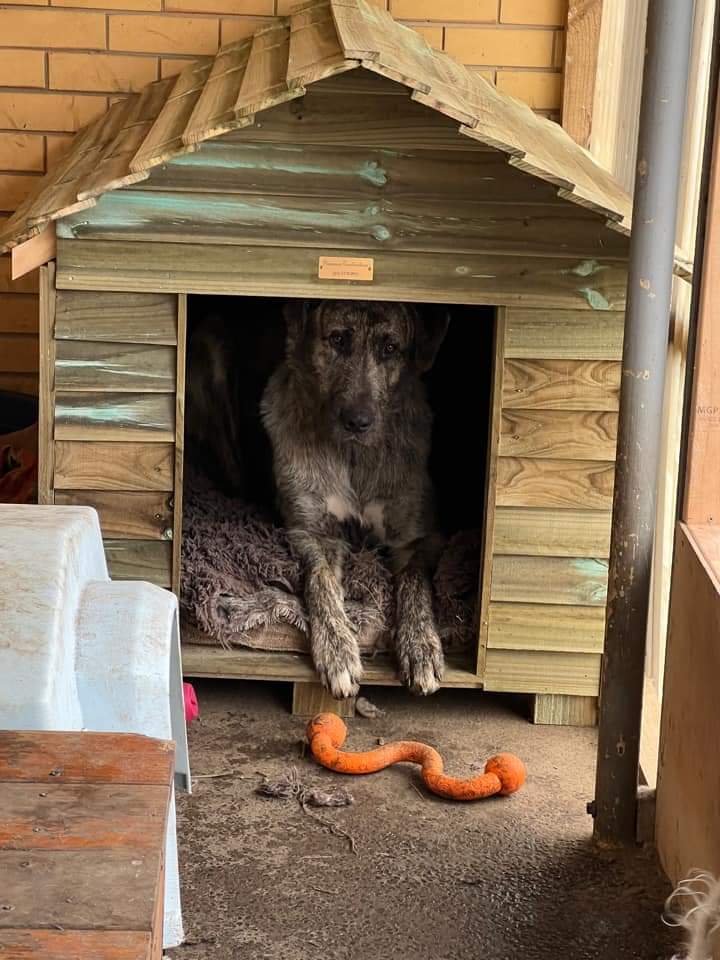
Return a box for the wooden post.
[561,0,604,148]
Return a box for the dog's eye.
[328,331,345,350]
[383,341,398,357]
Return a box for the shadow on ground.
[169,681,678,960]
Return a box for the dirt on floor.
[168,681,679,960]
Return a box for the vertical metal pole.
[593,0,694,846]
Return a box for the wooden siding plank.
[104,539,172,587]
[172,294,186,596]
[54,393,175,441]
[487,601,606,653]
[491,555,608,606]
[499,409,618,460]
[504,307,625,358]
[496,456,615,509]
[484,649,602,695]
[54,441,174,491]
[55,341,176,392]
[38,263,56,505]
[502,358,621,410]
[143,142,560,205]
[54,490,172,540]
[56,240,629,310]
[477,308,504,678]
[55,291,177,345]
[57,190,629,261]
[493,506,612,558]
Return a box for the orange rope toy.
[306,713,526,801]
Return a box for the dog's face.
[285,300,448,445]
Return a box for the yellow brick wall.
[0,0,567,397]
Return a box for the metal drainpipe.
[592,0,694,846]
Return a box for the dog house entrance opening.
[180,296,495,682]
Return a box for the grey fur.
[261,299,449,699]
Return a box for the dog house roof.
[0,0,670,269]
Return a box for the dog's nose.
[341,407,374,434]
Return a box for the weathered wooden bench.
[0,730,175,960]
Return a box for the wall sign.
[318,256,374,281]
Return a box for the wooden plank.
[0,730,174,785]
[0,849,158,930]
[38,263,55,505]
[183,38,253,146]
[0,258,38,295]
[683,89,720,524]
[487,601,606,653]
[55,290,177,345]
[172,295,186,596]
[491,555,608,606]
[291,682,356,718]
[499,409,618,460]
[0,782,168,850]
[532,693,598,726]
[0,930,151,960]
[590,0,648,193]
[234,20,301,119]
[10,225,56,281]
[144,142,559,205]
[54,491,172,540]
[484,649,601,695]
[477,308,504,678]
[54,441,174,491]
[130,58,212,173]
[0,334,38,373]
[104,539,172,588]
[496,456,615,509]
[55,341,176,393]
[561,0,604,148]
[287,1,351,86]
[504,308,625,359]
[502,358,621,410]
[180,640,483,686]
[656,525,720,889]
[493,506,612,558]
[57,190,629,261]
[55,393,175,442]
[56,240,629,310]
[0,295,38,334]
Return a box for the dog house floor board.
[181,642,483,688]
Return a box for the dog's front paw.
[397,624,444,696]
[312,619,363,700]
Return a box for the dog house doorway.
[179,295,496,699]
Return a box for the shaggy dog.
[261,299,449,699]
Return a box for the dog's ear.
[283,299,317,362]
[414,307,450,372]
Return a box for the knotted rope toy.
[306,713,526,801]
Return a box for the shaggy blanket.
[181,472,481,656]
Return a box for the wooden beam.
[11,224,56,280]
[562,0,604,148]
[683,83,720,524]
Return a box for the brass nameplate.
[318,256,374,281]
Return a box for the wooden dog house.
[1,0,673,722]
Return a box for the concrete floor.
[169,681,679,960]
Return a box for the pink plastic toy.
[183,682,199,724]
